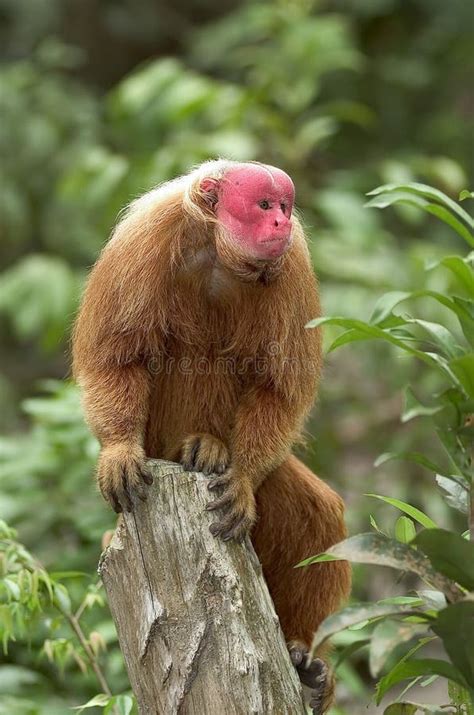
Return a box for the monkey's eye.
[280,202,287,214]
[259,200,271,210]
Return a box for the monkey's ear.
[200,177,219,209]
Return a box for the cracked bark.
[99,459,306,715]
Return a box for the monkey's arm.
[73,209,170,512]
[232,385,297,488]
[206,383,305,541]
[79,364,153,512]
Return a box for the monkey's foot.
[206,470,256,542]
[97,443,153,513]
[178,433,230,475]
[288,644,335,715]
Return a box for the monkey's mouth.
[257,233,292,258]
[260,235,289,244]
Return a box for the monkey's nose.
[274,215,290,230]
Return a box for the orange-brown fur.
[72,160,351,709]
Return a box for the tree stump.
[99,459,306,715]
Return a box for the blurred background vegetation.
[0,0,472,712]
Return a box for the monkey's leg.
[251,455,351,715]
[171,433,230,475]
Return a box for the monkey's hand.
[177,433,230,475]
[206,470,256,542]
[289,644,335,715]
[96,443,153,513]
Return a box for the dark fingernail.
[290,651,303,666]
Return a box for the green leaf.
[378,597,424,606]
[449,354,474,399]
[366,494,437,529]
[383,705,417,715]
[405,318,461,359]
[365,191,474,246]
[452,296,474,347]
[367,182,474,231]
[104,695,134,715]
[370,620,429,676]
[49,571,89,580]
[53,584,72,614]
[402,387,443,422]
[448,681,474,714]
[435,475,469,514]
[460,190,474,201]
[395,517,417,543]
[3,579,21,601]
[306,317,448,373]
[416,590,447,611]
[370,514,387,535]
[300,533,459,601]
[432,601,474,688]
[334,639,370,669]
[370,291,411,324]
[377,657,467,704]
[421,205,473,246]
[428,256,474,295]
[374,451,445,475]
[73,693,110,711]
[414,529,474,591]
[384,703,446,715]
[370,290,474,348]
[310,601,425,654]
[375,638,434,703]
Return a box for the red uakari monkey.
[72,160,351,713]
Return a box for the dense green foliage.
[304,186,474,713]
[0,0,472,712]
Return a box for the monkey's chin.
[215,225,290,283]
[252,235,292,260]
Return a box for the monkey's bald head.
[201,163,295,261]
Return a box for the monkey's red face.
[202,163,295,260]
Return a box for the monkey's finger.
[180,437,201,471]
[210,509,248,541]
[297,657,325,689]
[120,475,134,512]
[222,516,247,542]
[99,478,122,513]
[309,693,324,715]
[109,492,122,514]
[209,514,238,538]
[189,439,201,468]
[213,460,228,475]
[222,512,253,542]
[140,465,154,486]
[289,646,305,667]
[207,474,231,491]
[209,521,225,538]
[130,471,149,501]
[205,491,234,512]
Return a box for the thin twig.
[470,478,473,542]
[74,599,88,622]
[65,611,113,697]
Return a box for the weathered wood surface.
[99,459,305,715]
